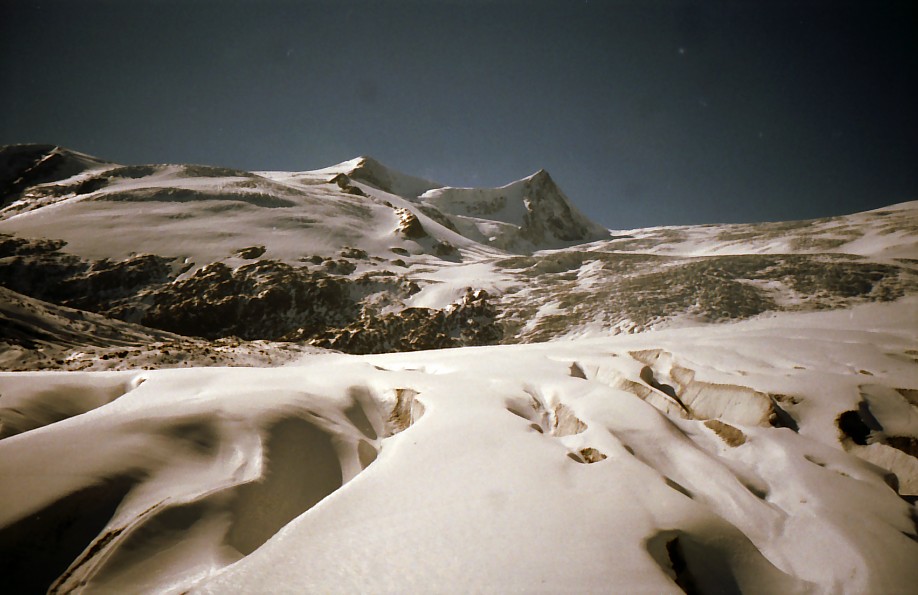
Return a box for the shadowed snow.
[1,299,916,593]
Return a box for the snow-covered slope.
[0,159,436,267]
[286,155,442,198]
[0,146,584,268]
[605,200,918,260]
[0,146,609,269]
[1,299,916,593]
[420,169,610,251]
[0,144,111,208]
[1,144,917,593]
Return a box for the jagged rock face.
[144,267,501,349]
[394,207,427,239]
[63,256,176,310]
[311,289,502,354]
[0,234,85,297]
[0,232,502,353]
[143,261,357,340]
[0,234,176,317]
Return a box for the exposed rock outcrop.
[235,246,266,260]
[0,233,500,354]
[143,261,356,340]
[395,207,427,239]
[0,234,175,317]
[328,173,367,196]
[311,289,501,354]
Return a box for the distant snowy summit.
[301,153,610,251]
[0,144,610,259]
[311,155,442,198]
[419,169,609,252]
[0,144,110,206]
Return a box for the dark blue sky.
[2,0,916,228]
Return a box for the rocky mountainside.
[0,144,916,369]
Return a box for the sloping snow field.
[1,298,916,593]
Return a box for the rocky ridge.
[0,233,500,358]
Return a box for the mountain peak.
[502,168,554,190]
[0,144,112,203]
[419,169,609,252]
[322,155,440,198]
[353,155,382,168]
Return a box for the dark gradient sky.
[2,0,916,228]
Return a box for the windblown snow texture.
[0,144,916,593]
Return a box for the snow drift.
[1,299,917,593]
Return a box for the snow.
[404,260,510,309]
[295,156,443,198]
[0,174,400,267]
[420,176,536,227]
[1,298,916,593]
[605,201,918,260]
[1,146,917,592]
[0,155,520,274]
[419,169,610,252]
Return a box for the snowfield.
[2,300,917,593]
[1,145,917,593]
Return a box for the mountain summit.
[0,144,111,206]
[0,145,610,259]
[311,155,442,198]
[307,155,610,250]
[418,167,609,251]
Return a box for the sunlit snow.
[1,146,916,593]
